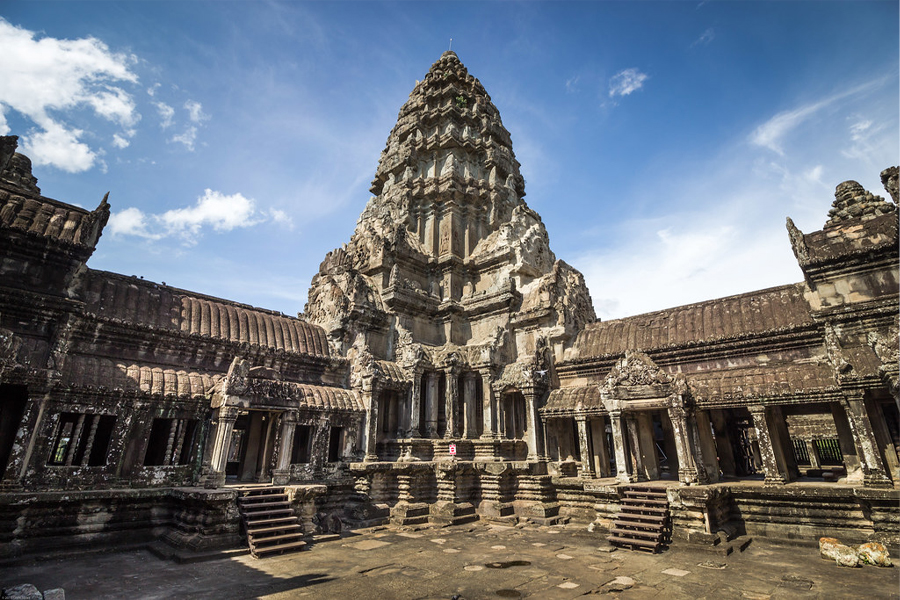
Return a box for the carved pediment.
[603,350,671,390]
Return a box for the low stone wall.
[0,488,173,559]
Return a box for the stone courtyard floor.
[1,522,897,599]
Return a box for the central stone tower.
[304,51,594,471]
[306,51,594,361]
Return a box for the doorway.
[225,410,279,483]
[0,384,27,480]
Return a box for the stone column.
[748,405,788,485]
[591,417,611,477]
[668,406,702,485]
[609,411,633,483]
[272,411,297,485]
[480,370,496,439]
[576,416,594,478]
[710,409,737,477]
[362,387,380,461]
[444,368,459,438]
[462,373,478,438]
[408,369,423,438]
[425,372,439,438]
[637,412,660,480]
[694,410,720,483]
[523,388,546,461]
[839,392,892,487]
[203,406,239,488]
[625,414,647,482]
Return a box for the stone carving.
[785,217,809,264]
[825,180,896,227]
[603,350,673,389]
[881,166,898,204]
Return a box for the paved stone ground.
[2,522,897,599]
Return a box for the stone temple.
[0,51,897,560]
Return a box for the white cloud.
[691,28,715,47]
[109,189,273,245]
[609,68,648,98]
[24,121,95,173]
[0,18,139,172]
[268,208,294,228]
[565,76,580,94]
[107,206,160,239]
[112,133,130,149]
[147,83,160,97]
[184,100,208,123]
[170,126,198,151]
[154,102,175,128]
[161,189,258,236]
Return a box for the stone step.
[251,532,306,545]
[239,494,288,505]
[616,512,667,523]
[247,523,303,536]
[252,540,307,557]
[620,505,668,515]
[610,527,662,541]
[244,508,294,519]
[613,519,664,530]
[242,500,291,511]
[607,535,660,552]
[245,516,297,528]
[622,497,668,507]
[624,489,668,499]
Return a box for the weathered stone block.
[819,537,860,567]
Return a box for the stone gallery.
[0,52,897,559]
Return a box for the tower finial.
[449,38,452,51]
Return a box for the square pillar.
[625,414,647,482]
[523,388,546,461]
[839,392,892,487]
[576,416,595,478]
[610,411,634,483]
[590,417,611,477]
[444,367,459,439]
[749,405,790,485]
[462,373,478,438]
[425,372,439,438]
[668,406,701,485]
[408,369,423,438]
[480,370,497,439]
[272,411,297,485]
[362,388,380,461]
[203,406,239,488]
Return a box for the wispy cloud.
[0,18,139,172]
[170,125,198,151]
[184,99,209,123]
[608,68,648,98]
[108,189,270,245]
[749,76,890,155]
[154,101,175,128]
[565,75,580,94]
[691,28,715,47]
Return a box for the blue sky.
[1,1,897,320]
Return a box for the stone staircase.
[236,487,307,558]
[607,485,671,553]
